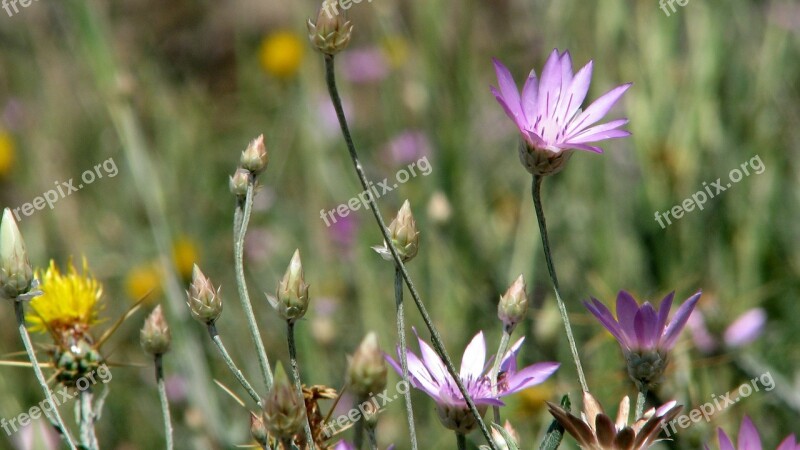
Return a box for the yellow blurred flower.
[381,36,410,68]
[259,31,305,79]
[172,236,199,280]
[28,259,103,334]
[514,382,558,416]
[125,262,162,303]
[0,130,15,177]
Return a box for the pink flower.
[708,416,799,450]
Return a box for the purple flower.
[689,308,766,353]
[341,47,390,84]
[382,131,432,166]
[386,329,559,433]
[491,49,631,175]
[707,416,799,450]
[584,290,701,386]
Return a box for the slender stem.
[14,300,77,449]
[323,54,498,450]
[234,179,274,392]
[456,432,467,450]
[287,322,316,450]
[366,425,378,450]
[531,176,589,393]
[635,385,648,419]
[395,267,419,450]
[78,390,98,450]
[155,354,174,450]
[207,323,262,407]
[353,396,365,450]
[490,330,512,423]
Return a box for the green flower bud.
[372,200,419,262]
[240,134,269,175]
[263,362,305,440]
[0,208,33,300]
[267,250,310,324]
[186,265,223,324]
[518,139,574,176]
[306,0,353,56]
[498,275,528,332]
[249,412,269,447]
[140,305,171,355]
[229,168,250,197]
[346,332,387,397]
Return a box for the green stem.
[287,322,316,450]
[353,397,365,450]
[207,323,262,407]
[395,267,419,450]
[531,176,589,393]
[14,300,77,449]
[366,425,379,450]
[323,54,498,450]
[490,329,512,423]
[234,179,274,392]
[635,385,648,419]
[456,432,467,450]
[155,354,174,450]
[78,390,98,450]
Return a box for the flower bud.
[229,168,250,197]
[140,305,171,355]
[625,349,668,388]
[249,412,269,447]
[186,265,223,324]
[267,250,310,323]
[306,0,353,55]
[346,332,387,397]
[240,134,269,175]
[0,208,34,300]
[491,421,520,450]
[498,275,528,332]
[263,362,305,440]
[372,200,419,262]
[518,140,574,177]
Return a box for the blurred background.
[0,0,798,448]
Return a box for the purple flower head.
[584,290,701,386]
[341,47,390,84]
[382,130,432,166]
[688,308,766,354]
[386,329,558,433]
[491,49,631,175]
[707,416,800,450]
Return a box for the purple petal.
[585,298,631,348]
[661,291,702,350]
[776,435,798,450]
[565,83,632,137]
[738,417,763,450]
[500,337,525,373]
[503,362,560,393]
[724,308,766,348]
[616,291,640,344]
[491,87,527,133]
[559,61,593,123]
[460,331,486,382]
[633,303,659,349]
[655,291,675,336]
[537,49,565,119]
[559,51,573,91]
[492,58,523,121]
[555,142,603,153]
[521,70,540,124]
[718,428,736,450]
[413,329,450,385]
[687,310,718,353]
[565,119,630,144]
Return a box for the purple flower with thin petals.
[491,49,631,175]
[706,416,800,450]
[688,308,766,353]
[386,329,558,434]
[584,290,701,386]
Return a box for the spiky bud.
[249,412,269,447]
[140,305,171,355]
[186,265,223,324]
[307,0,353,56]
[372,200,419,262]
[240,134,269,175]
[263,362,305,440]
[229,168,250,197]
[0,208,33,300]
[498,275,528,332]
[266,250,309,324]
[346,332,387,397]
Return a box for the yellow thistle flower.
[0,130,15,178]
[172,236,199,280]
[28,259,103,334]
[259,31,305,79]
[125,262,162,303]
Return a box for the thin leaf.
[538,394,571,450]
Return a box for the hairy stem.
[15,300,77,449]
[395,267,419,450]
[635,385,648,420]
[323,53,498,450]
[78,390,99,450]
[234,179,273,392]
[287,322,315,450]
[155,354,174,450]
[531,176,589,393]
[208,323,262,407]
[490,329,512,423]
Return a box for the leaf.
[538,394,570,450]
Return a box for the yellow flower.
[381,36,410,68]
[28,259,103,334]
[0,130,15,178]
[125,262,162,303]
[259,31,305,79]
[172,236,199,280]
